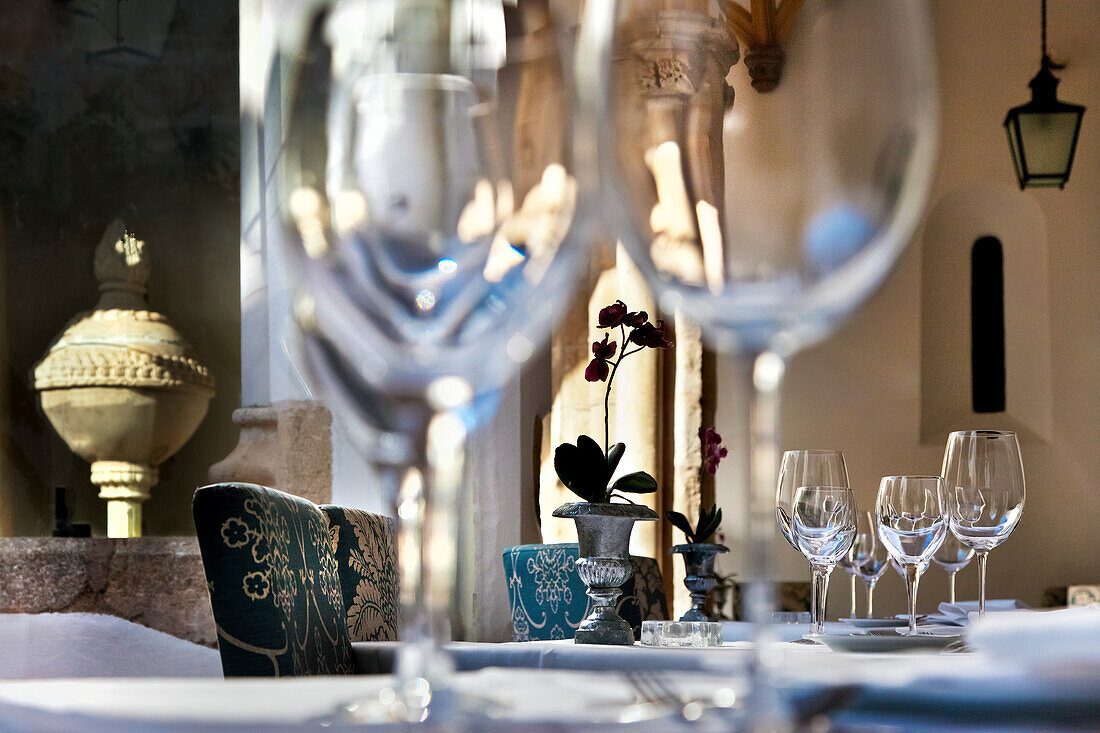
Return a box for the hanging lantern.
[1004,0,1086,189]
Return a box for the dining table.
[1,614,1097,731]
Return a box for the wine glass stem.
[904,563,921,635]
[394,407,467,718]
[866,579,877,618]
[740,351,788,720]
[948,570,956,605]
[810,565,831,634]
[849,574,857,618]
[744,351,785,631]
[976,550,989,618]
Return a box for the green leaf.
[554,438,610,503]
[610,470,657,494]
[665,510,695,542]
[606,443,626,477]
[695,505,722,543]
[553,443,582,492]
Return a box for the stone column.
[213,0,380,510]
[670,311,706,617]
[0,195,11,535]
[613,246,661,558]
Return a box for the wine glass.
[790,486,856,635]
[776,449,849,624]
[838,551,860,619]
[941,430,1025,618]
[581,0,936,668]
[850,510,889,618]
[932,529,974,605]
[278,1,591,719]
[876,476,947,635]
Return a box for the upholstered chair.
[193,483,355,677]
[502,543,669,641]
[318,506,400,643]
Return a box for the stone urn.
[671,542,729,622]
[552,502,658,645]
[34,220,215,538]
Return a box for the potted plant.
[665,427,730,622]
[551,300,671,645]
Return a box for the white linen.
[930,599,1030,626]
[966,606,1100,667]
[1,649,1099,731]
[0,613,221,679]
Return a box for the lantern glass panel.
[1017,110,1081,177]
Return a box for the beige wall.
[714,0,1099,614]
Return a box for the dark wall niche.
[971,236,1006,413]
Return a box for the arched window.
[971,236,1005,413]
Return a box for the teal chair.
[319,505,400,643]
[193,483,355,677]
[503,543,668,641]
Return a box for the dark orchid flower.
[584,334,617,382]
[629,320,672,349]
[598,300,628,328]
[699,426,728,475]
[555,300,673,503]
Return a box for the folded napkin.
[933,599,1030,626]
[967,606,1100,667]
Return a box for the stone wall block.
[0,537,215,646]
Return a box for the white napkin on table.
[966,606,1100,666]
[932,599,1030,626]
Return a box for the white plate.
[811,631,961,653]
[840,617,910,629]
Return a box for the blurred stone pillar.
[212,0,382,511]
[669,311,707,617]
[613,245,661,558]
[0,196,11,535]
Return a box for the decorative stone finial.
[94,219,150,310]
[34,219,215,538]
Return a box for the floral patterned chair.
[319,506,400,643]
[502,543,668,641]
[193,483,355,677]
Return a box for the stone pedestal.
[207,400,333,505]
[0,537,214,646]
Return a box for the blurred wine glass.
[776,449,849,622]
[851,510,889,618]
[932,529,975,604]
[837,548,860,619]
[580,0,937,664]
[790,485,857,635]
[277,0,591,719]
[942,430,1025,617]
[876,476,947,635]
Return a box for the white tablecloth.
[2,650,1098,732]
[352,622,847,674]
[3,615,1099,730]
[0,613,221,679]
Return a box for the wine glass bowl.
[593,0,939,356]
[941,430,1025,617]
[776,449,850,551]
[932,530,975,604]
[278,1,590,719]
[791,485,856,635]
[851,510,889,618]
[876,476,947,634]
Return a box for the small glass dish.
[640,621,723,647]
